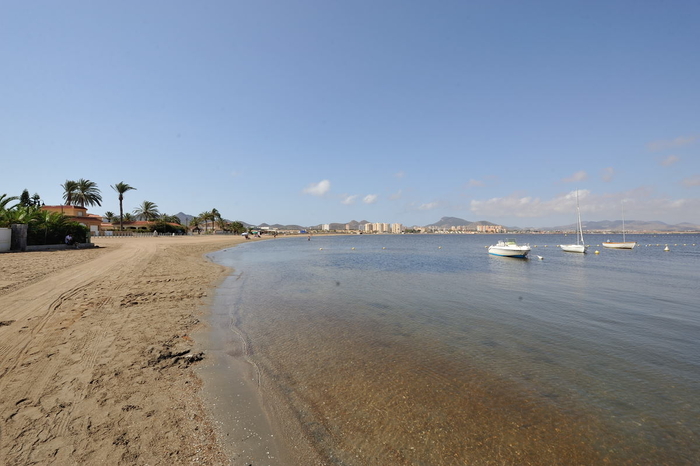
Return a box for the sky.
[1,0,699,228]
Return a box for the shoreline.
[0,235,267,465]
[195,242,327,466]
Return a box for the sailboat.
[602,201,637,249]
[559,190,587,253]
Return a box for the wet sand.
[0,235,263,465]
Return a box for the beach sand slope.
[0,235,251,465]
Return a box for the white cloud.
[660,155,680,166]
[468,187,700,223]
[682,175,700,187]
[418,202,438,210]
[601,167,615,182]
[467,179,485,187]
[341,194,358,205]
[394,171,405,178]
[647,135,697,152]
[562,170,588,183]
[302,179,331,196]
[363,194,378,204]
[470,190,592,218]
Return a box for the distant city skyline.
[2,1,698,227]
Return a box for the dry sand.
[0,235,262,465]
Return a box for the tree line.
[1,178,248,244]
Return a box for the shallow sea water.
[207,234,700,465]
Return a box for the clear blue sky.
[2,1,698,227]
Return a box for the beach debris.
[0,320,15,327]
[147,344,205,369]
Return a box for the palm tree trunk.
[119,195,124,231]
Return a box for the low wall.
[25,243,97,252]
[0,228,11,252]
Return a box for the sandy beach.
[0,235,260,465]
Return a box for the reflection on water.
[209,234,700,465]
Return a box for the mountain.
[427,216,499,229]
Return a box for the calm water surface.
[208,234,700,465]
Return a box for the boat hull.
[602,242,636,249]
[559,244,586,253]
[488,246,531,258]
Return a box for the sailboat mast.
[576,191,583,245]
[622,201,626,242]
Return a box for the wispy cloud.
[470,190,591,218]
[418,202,438,210]
[682,175,700,187]
[341,194,358,205]
[647,135,697,152]
[660,155,680,166]
[562,171,588,183]
[389,190,402,200]
[466,179,485,187]
[394,170,405,178]
[469,187,699,222]
[601,167,615,182]
[302,179,331,196]
[363,194,378,204]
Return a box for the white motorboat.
[559,190,587,254]
[602,201,636,249]
[488,239,531,258]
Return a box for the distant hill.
[546,220,700,232]
[174,212,700,232]
[427,216,499,229]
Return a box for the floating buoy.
[382,247,386,249]
[537,255,544,260]
[319,248,323,250]
[351,247,355,250]
[438,246,442,249]
[664,245,670,251]
[595,250,600,254]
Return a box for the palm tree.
[73,178,102,207]
[211,208,222,230]
[199,211,212,233]
[229,221,245,235]
[189,216,202,234]
[111,182,136,231]
[33,210,69,245]
[133,201,160,221]
[103,211,116,223]
[123,213,135,224]
[217,217,228,232]
[0,194,19,227]
[0,193,19,211]
[61,180,78,205]
[159,214,181,224]
[31,193,42,207]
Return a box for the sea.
[203,233,700,465]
